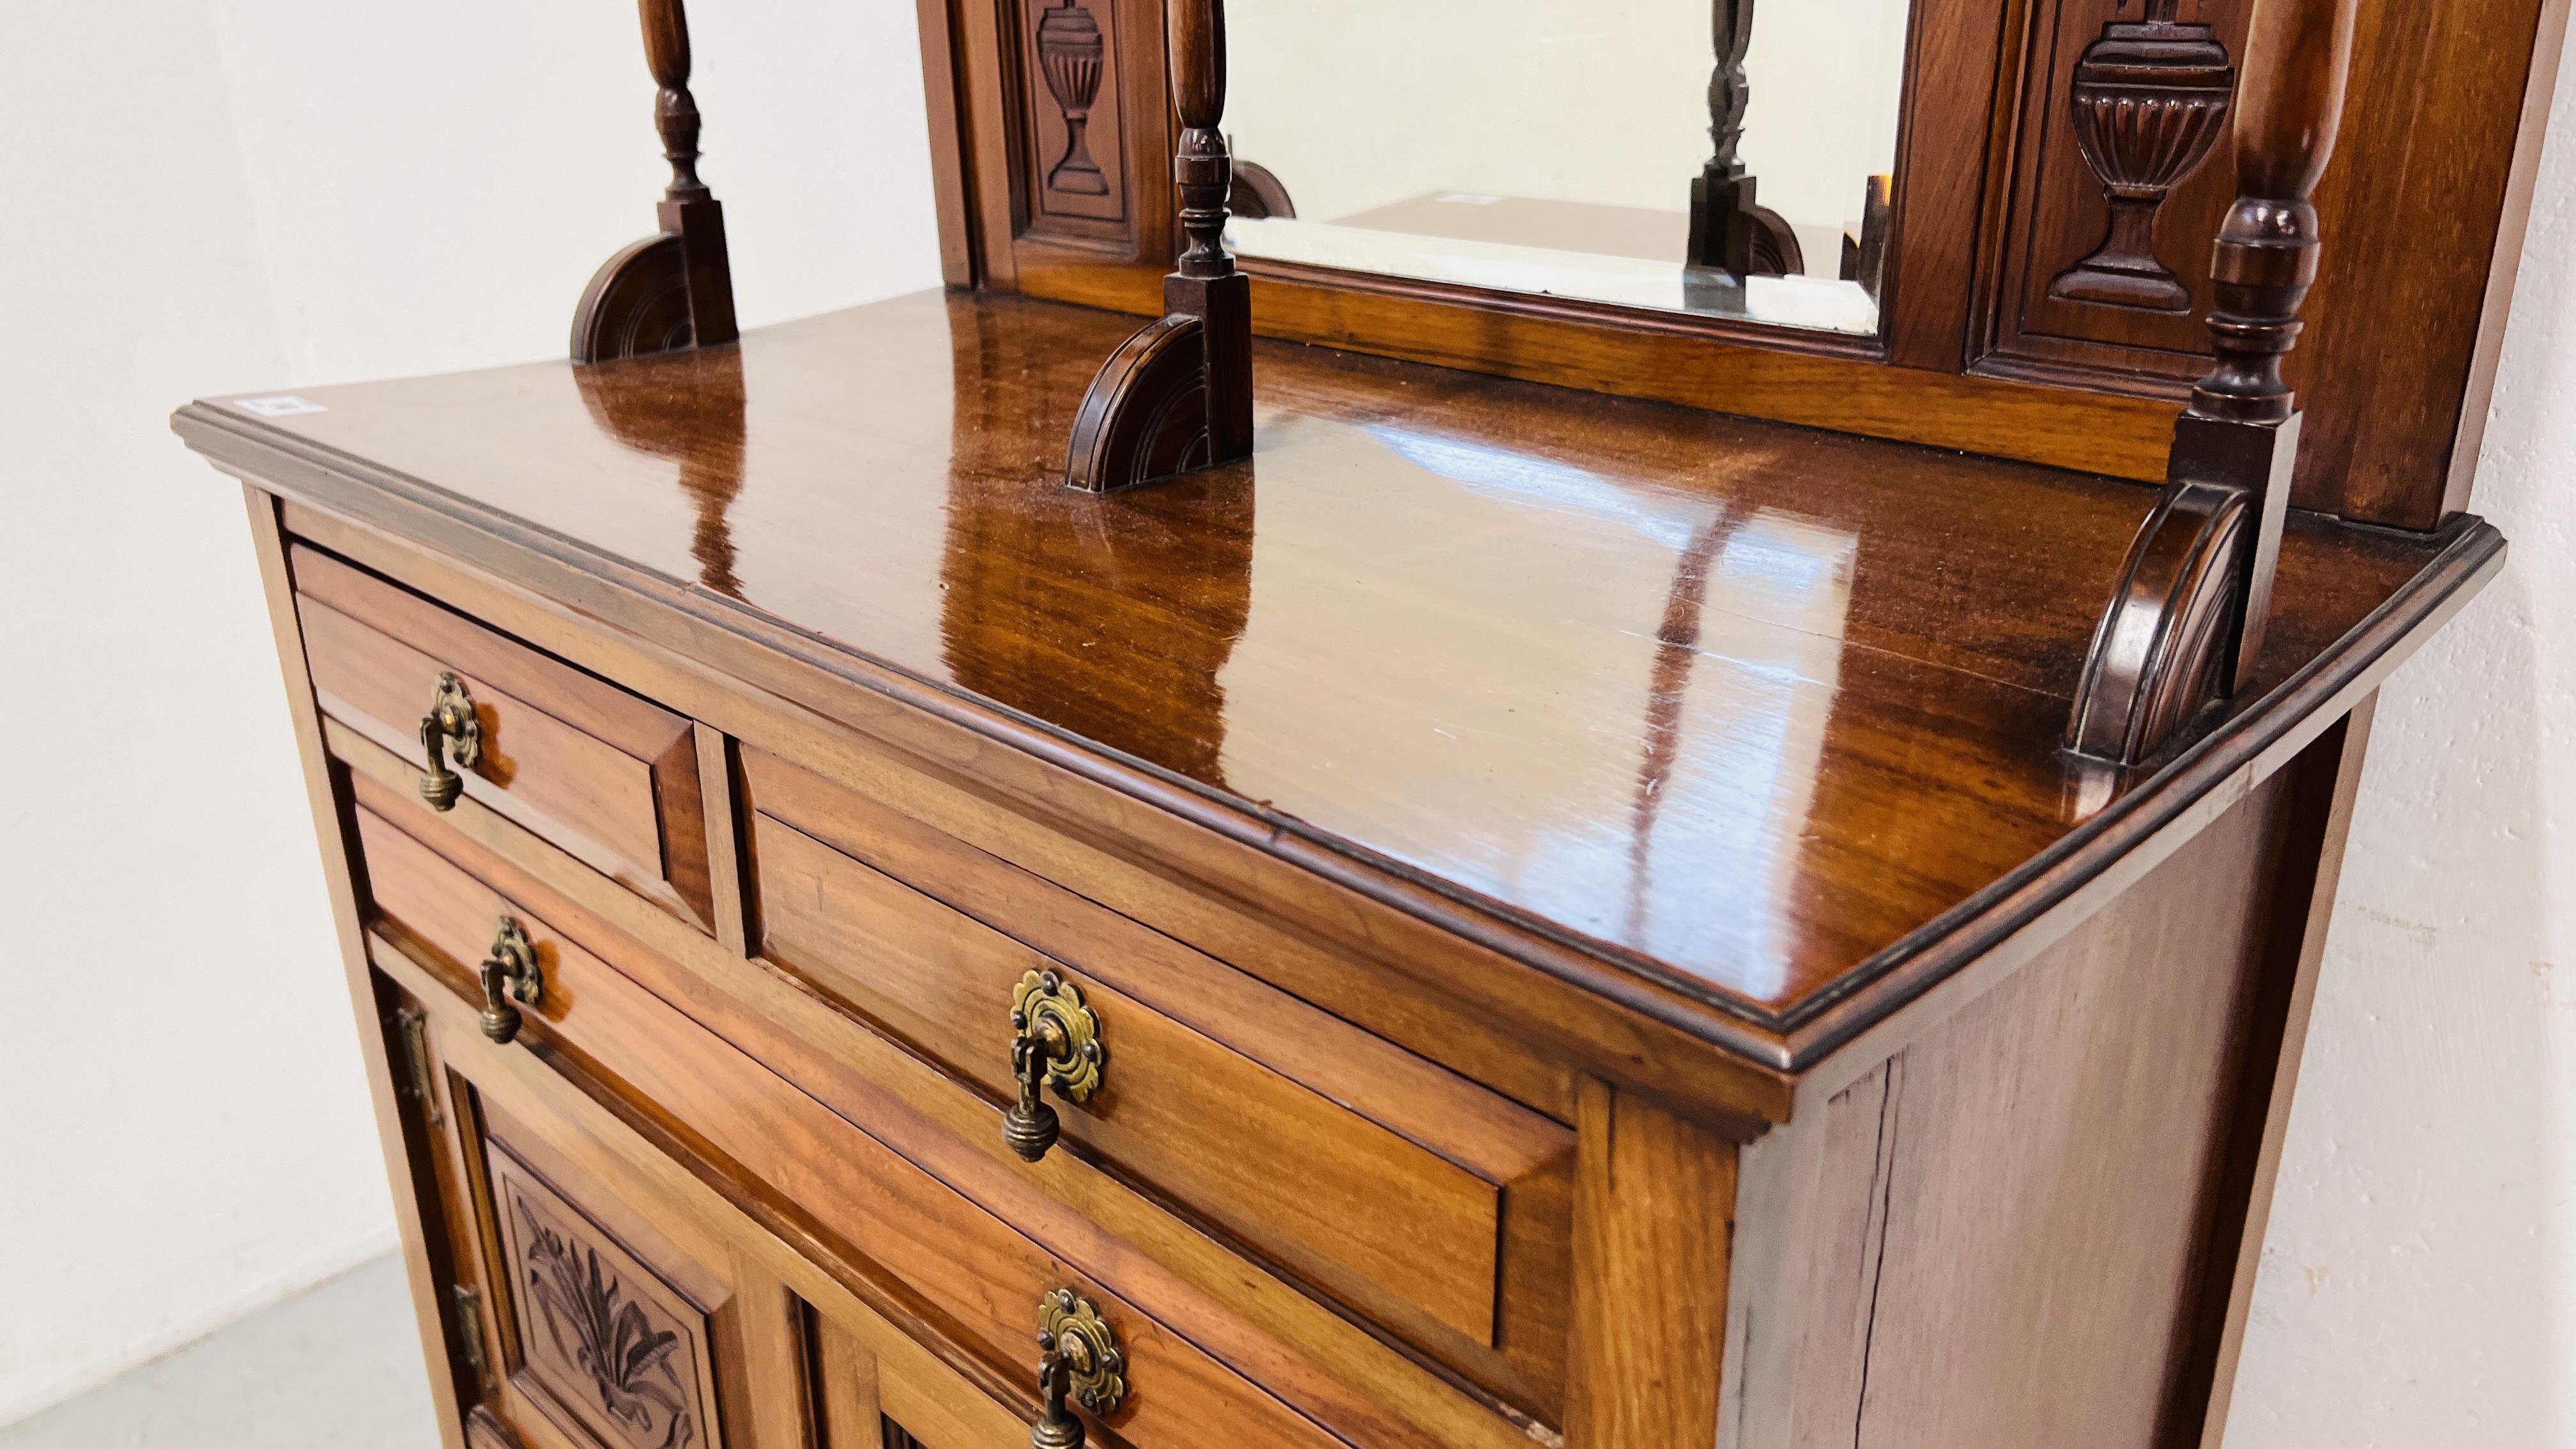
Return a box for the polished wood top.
[183,290,2492,1054]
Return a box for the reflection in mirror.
[1224,0,1909,335]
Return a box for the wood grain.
[243,486,477,1449]
[912,0,979,287]
[1797,769,2290,1448]
[328,726,1561,1449]
[693,721,751,955]
[436,984,1032,1449]
[810,1305,885,1449]
[2175,699,2375,1446]
[935,0,2554,529]
[295,542,712,930]
[180,293,2477,1061]
[752,813,1521,1355]
[357,808,1351,1449]
[178,310,2498,1096]
[1564,1081,1736,1449]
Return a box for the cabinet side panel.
[1814,769,2293,1449]
[243,482,474,1446]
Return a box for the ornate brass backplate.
[1003,970,1108,1162]
[419,671,483,811]
[479,917,544,1045]
[1039,1288,1127,1417]
[1012,970,1105,1102]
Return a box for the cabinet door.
[387,974,1001,1449]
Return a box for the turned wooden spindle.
[1683,0,1800,298]
[642,0,709,203]
[571,0,740,362]
[2065,0,2358,766]
[1064,0,1254,492]
[1169,0,1232,282]
[2191,0,2358,422]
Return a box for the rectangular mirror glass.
[1223,0,1911,337]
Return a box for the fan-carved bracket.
[2066,477,2250,762]
[2069,410,2301,765]
[572,0,739,363]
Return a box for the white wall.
[3,3,2570,1442]
[0,0,939,1425]
[2221,33,2576,1445]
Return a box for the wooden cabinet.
[185,0,2550,1441]
[195,318,2478,1447]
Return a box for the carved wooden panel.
[486,1139,726,1449]
[1018,0,1131,242]
[1977,0,2255,395]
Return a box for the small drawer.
[740,747,1577,1417]
[293,542,716,930]
[354,805,1344,1449]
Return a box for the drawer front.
[741,747,1575,1413]
[356,804,1343,1449]
[294,542,715,929]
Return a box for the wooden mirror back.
[913,0,2566,532]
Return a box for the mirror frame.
[915,0,2563,530]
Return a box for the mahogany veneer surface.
[195,289,2445,1025]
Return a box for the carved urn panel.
[2050,1,2236,311]
[1020,0,1129,232]
[1977,0,2254,395]
[487,1141,724,1449]
[1036,0,1110,195]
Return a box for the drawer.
[739,747,1576,1415]
[355,804,1346,1449]
[293,542,716,930]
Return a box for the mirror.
[1223,0,1910,336]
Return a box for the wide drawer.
[355,802,1342,1449]
[740,746,1576,1414]
[293,542,717,930]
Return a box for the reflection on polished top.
[211,289,2433,1022]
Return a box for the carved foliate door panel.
[378,969,805,1449]
[486,1140,725,1449]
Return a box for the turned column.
[640,0,737,350]
[2178,0,2358,691]
[571,0,739,361]
[1684,0,1759,288]
[2065,0,2359,765]
[1063,0,1254,491]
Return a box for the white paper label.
[234,395,328,417]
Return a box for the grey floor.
[0,1255,441,1449]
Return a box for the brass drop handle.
[1002,971,1104,1163]
[477,917,544,1044]
[419,673,483,811]
[1032,1289,1124,1449]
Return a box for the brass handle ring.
[419,673,482,811]
[1032,1289,1124,1449]
[478,917,543,1044]
[1002,970,1103,1163]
